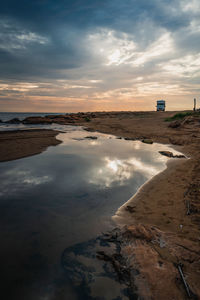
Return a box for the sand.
[1,111,200,299]
[0,129,62,162]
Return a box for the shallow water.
[0,126,180,299]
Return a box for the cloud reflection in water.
[89,156,161,188]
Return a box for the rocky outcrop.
[22,117,53,124]
[6,118,21,124]
[20,113,98,125]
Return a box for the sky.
[0,0,200,112]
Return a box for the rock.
[85,136,98,140]
[168,120,181,128]
[159,151,174,157]
[45,115,58,119]
[174,154,186,158]
[159,151,185,158]
[124,137,134,140]
[6,118,21,124]
[125,205,136,213]
[123,224,154,242]
[22,117,53,124]
[0,119,2,123]
[142,139,153,144]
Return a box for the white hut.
[156,100,166,111]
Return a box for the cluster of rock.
[159,151,185,158]
[4,112,99,125]
[4,111,142,126]
[3,111,170,126]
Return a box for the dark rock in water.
[159,151,185,158]
[45,114,59,119]
[142,139,153,144]
[85,136,98,140]
[124,137,134,141]
[159,151,173,157]
[6,118,21,124]
[60,231,137,299]
[0,119,2,123]
[173,154,186,158]
[22,116,53,124]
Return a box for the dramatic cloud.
[0,0,199,112]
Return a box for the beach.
[0,129,61,162]
[0,111,200,299]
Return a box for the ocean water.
[0,124,180,299]
[0,112,67,131]
[0,112,64,122]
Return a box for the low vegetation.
[84,116,91,122]
[165,111,200,122]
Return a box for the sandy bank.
[0,129,62,162]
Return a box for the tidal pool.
[0,126,180,300]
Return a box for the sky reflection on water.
[0,127,178,299]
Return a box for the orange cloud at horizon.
[0,93,196,113]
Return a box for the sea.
[0,112,66,131]
[0,112,64,122]
[0,112,182,300]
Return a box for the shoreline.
[108,146,199,299]
[1,111,200,299]
[113,157,185,226]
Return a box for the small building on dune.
[156,100,166,111]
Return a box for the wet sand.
[1,111,200,299]
[0,129,62,162]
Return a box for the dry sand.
[1,111,200,299]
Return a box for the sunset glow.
[0,1,199,112]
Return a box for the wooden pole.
[193,98,196,111]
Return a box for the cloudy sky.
[0,0,200,112]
